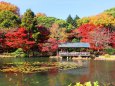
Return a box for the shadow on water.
[0,58,115,86]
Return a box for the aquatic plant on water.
[0,62,79,73]
[68,81,99,86]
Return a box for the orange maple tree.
[0,1,20,15]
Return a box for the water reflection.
[0,58,115,86]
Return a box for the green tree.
[0,11,20,29]
[36,16,57,28]
[104,7,115,17]
[36,15,74,31]
[21,9,37,57]
[73,15,80,27]
[21,9,37,32]
[74,15,80,21]
[66,14,79,28]
[66,15,74,25]
[66,15,73,23]
[55,19,74,32]
[77,17,90,27]
[72,38,80,42]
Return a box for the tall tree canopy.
[89,14,115,27]
[77,13,115,30]
[74,15,80,21]
[21,9,37,31]
[66,15,76,27]
[36,13,46,17]
[0,1,20,15]
[36,16,57,28]
[50,23,68,42]
[73,15,80,27]
[66,15,74,24]
[36,26,50,43]
[77,17,90,27]
[77,24,111,50]
[0,11,20,29]
[55,19,74,32]
[104,7,115,17]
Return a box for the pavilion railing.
[59,51,90,56]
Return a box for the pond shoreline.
[94,55,115,61]
[0,54,115,61]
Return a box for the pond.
[0,57,115,86]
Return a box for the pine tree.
[66,14,80,28]
[74,15,80,21]
[73,15,80,27]
[66,14,74,25]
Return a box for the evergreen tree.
[73,15,80,27]
[66,15,74,25]
[66,14,79,28]
[21,9,37,32]
[74,15,80,21]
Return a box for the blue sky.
[1,0,115,20]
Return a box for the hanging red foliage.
[5,28,35,51]
[37,26,50,43]
[0,32,5,49]
[38,38,58,52]
[111,32,115,48]
[76,23,111,50]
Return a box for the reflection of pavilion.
[62,67,89,75]
[62,61,90,75]
[58,43,90,57]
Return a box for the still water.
[0,58,115,86]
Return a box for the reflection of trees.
[1,73,24,86]
[48,72,68,86]
[1,73,44,86]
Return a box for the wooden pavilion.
[58,42,90,57]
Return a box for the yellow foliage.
[36,13,46,17]
[50,23,68,42]
[77,17,90,27]
[0,1,19,15]
[77,13,115,28]
[104,54,110,58]
[89,13,115,27]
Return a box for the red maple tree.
[0,32,5,50]
[5,28,35,51]
[111,32,115,48]
[38,38,58,52]
[77,24,111,50]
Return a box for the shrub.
[12,48,27,57]
[68,81,99,86]
[104,54,110,58]
[104,48,115,55]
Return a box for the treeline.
[0,1,115,56]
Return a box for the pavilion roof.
[58,42,90,48]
